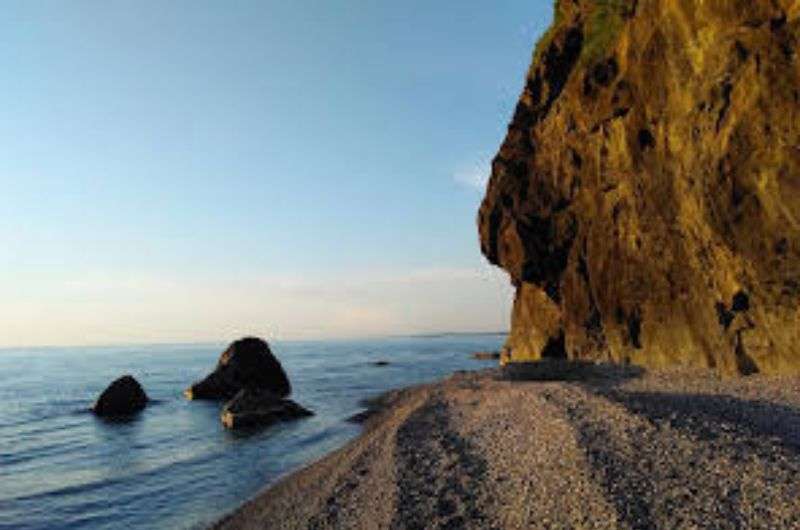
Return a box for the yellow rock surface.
[479,0,800,375]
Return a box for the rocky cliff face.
[479,0,800,375]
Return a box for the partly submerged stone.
[185,337,291,400]
[220,388,313,430]
[93,375,148,417]
[472,351,501,361]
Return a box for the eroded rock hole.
[638,129,655,150]
[771,13,787,32]
[732,179,747,207]
[612,107,630,119]
[732,291,750,312]
[735,40,750,61]
[716,291,750,330]
[570,149,583,169]
[517,212,578,300]
[541,331,567,359]
[716,302,735,330]
[544,281,561,304]
[627,310,643,349]
[592,57,619,87]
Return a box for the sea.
[0,333,505,530]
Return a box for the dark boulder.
[184,337,291,400]
[220,388,312,430]
[92,375,148,417]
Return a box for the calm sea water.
[0,334,504,530]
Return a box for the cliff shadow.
[500,359,646,386]
[600,389,800,455]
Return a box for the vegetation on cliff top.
[533,0,628,66]
[582,0,627,62]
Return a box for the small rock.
[220,387,313,430]
[371,360,391,367]
[346,409,375,424]
[93,375,148,417]
[472,351,501,361]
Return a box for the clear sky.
[1,1,552,347]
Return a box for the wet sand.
[213,364,800,529]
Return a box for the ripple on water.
[0,335,506,530]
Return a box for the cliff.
[479,0,800,375]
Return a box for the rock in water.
[184,337,291,400]
[478,0,800,375]
[472,351,501,361]
[93,375,148,417]
[220,388,313,430]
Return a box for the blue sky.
[0,1,552,346]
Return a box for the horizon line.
[0,330,510,352]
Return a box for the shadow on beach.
[604,389,800,455]
[500,359,800,454]
[499,359,646,386]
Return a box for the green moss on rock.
[532,0,629,68]
[581,0,627,64]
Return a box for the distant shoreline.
[395,331,508,339]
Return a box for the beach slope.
[213,367,800,529]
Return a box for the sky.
[0,1,553,347]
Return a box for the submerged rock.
[220,388,312,430]
[93,375,148,417]
[478,0,800,375]
[185,337,291,400]
[472,351,501,361]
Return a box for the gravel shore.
[213,364,800,529]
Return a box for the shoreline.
[209,377,438,529]
[211,364,800,529]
